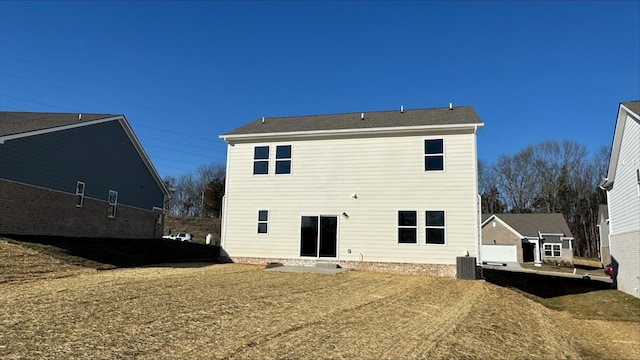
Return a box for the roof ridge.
[259,105,473,120]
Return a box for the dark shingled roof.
[0,112,118,137]
[622,100,640,116]
[483,213,573,238]
[222,106,482,136]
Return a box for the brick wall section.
[611,230,640,298]
[481,220,523,262]
[0,179,162,238]
[227,256,457,277]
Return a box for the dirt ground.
[1,260,638,360]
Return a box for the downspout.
[220,142,232,261]
[473,125,482,267]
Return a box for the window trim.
[75,181,85,208]
[425,210,446,245]
[253,145,270,175]
[108,190,118,219]
[257,209,269,234]
[397,210,418,245]
[544,243,561,257]
[275,145,292,175]
[424,138,445,172]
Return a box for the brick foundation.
[227,256,457,277]
[0,179,162,239]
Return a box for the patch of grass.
[544,290,640,322]
[163,216,220,245]
[3,235,220,269]
[483,268,640,322]
[520,262,607,277]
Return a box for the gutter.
[598,178,613,191]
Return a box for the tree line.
[479,140,609,258]
[163,163,225,218]
[164,139,608,259]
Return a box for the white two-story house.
[599,100,640,298]
[219,105,484,276]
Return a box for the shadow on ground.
[4,235,220,269]
[482,268,613,298]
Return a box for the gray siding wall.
[0,120,163,210]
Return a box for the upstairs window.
[258,210,269,234]
[275,145,292,174]
[424,139,444,171]
[108,190,118,218]
[75,181,85,207]
[253,146,269,175]
[398,211,417,244]
[425,211,445,244]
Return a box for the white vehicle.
[162,232,194,242]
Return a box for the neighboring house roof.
[600,100,640,190]
[221,105,483,141]
[0,112,117,137]
[0,111,169,197]
[482,213,573,238]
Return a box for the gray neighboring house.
[0,112,168,239]
[481,213,574,265]
[597,204,611,266]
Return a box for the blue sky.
[1,1,638,179]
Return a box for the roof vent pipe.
[78,113,82,120]
[261,117,265,124]
[401,105,404,113]
[449,103,453,110]
[361,112,364,120]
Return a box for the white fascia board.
[483,215,526,239]
[0,116,121,144]
[219,123,483,142]
[480,214,497,227]
[605,103,640,186]
[119,116,170,197]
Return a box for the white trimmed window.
[75,181,85,207]
[108,190,118,218]
[424,139,444,171]
[275,145,292,174]
[398,211,417,244]
[544,243,561,257]
[258,210,269,234]
[253,146,269,175]
[425,210,446,245]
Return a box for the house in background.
[599,100,640,299]
[219,105,484,276]
[596,204,611,266]
[0,112,168,239]
[481,213,574,266]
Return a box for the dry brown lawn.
[1,241,639,359]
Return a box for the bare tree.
[489,140,610,259]
[493,146,540,213]
[163,163,226,217]
[478,159,505,214]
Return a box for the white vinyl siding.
[223,131,479,265]
[608,114,640,235]
[607,109,640,298]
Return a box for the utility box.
[456,256,477,280]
